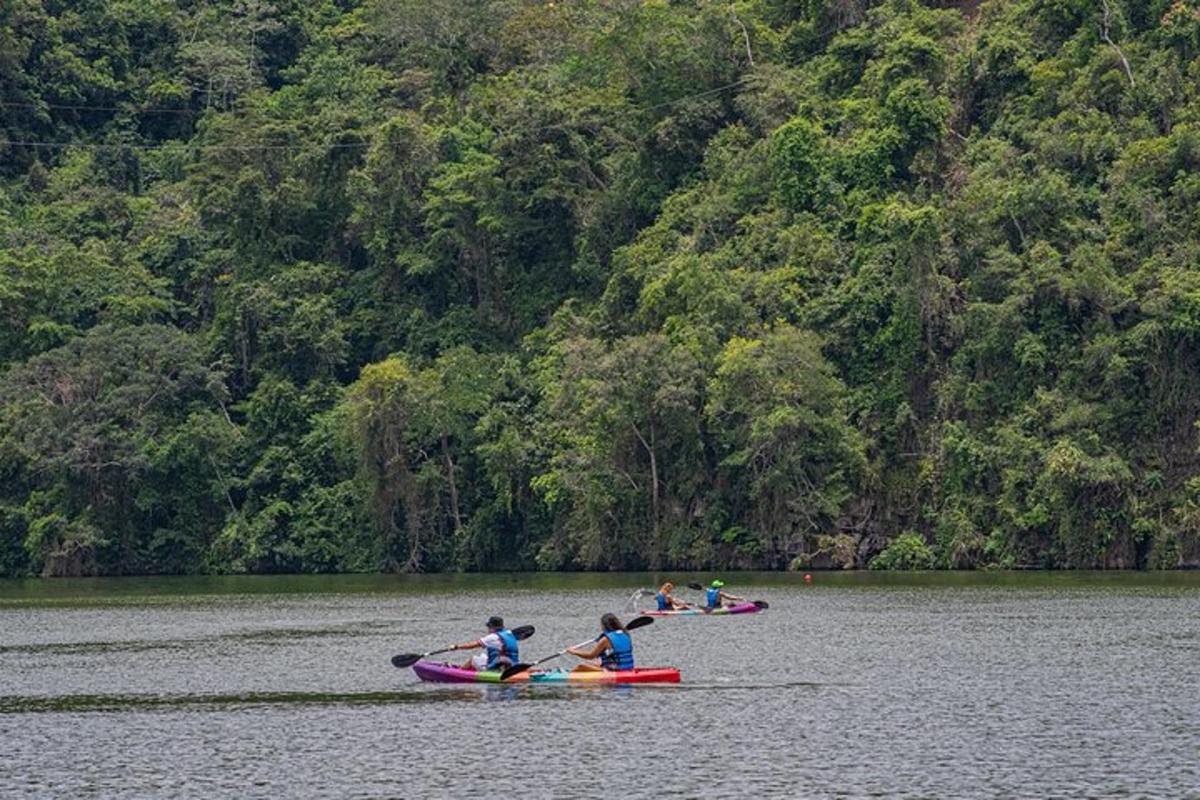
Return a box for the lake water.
[1,571,1197,798]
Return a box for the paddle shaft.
[539,638,595,668]
[681,583,772,610]
[502,616,653,679]
[687,582,746,602]
[392,624,535,669]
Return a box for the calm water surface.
[1,571,1197,798]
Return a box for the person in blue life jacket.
[655,581,689,611]
[453,616,519,671]
[566,613,635,672]
[704,579,746,610]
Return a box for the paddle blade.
[753,600,770,610]
[687,582,705,591]
[391,653,423,669]
[512,625,535,640]
[500,663,532,680]
[624,615,654,631]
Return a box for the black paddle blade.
[512,625,535,640]
[500,662,531,680]
[624,615,654,630]
[391,653,422,669]
[687,582,705,591]
[753,600,770,610]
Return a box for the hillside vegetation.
[4,0,1200,575]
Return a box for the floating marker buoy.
[803,573,813,583]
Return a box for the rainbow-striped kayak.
[641,601,764,617]
[412,661,681,684]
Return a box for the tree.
[707,325,865,565]
[0,325,231,575]
[534,330,704,568]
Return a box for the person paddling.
[453,616,520,671]
[704,579,745,610]
[655,581,689,611]
[566,613,635,672]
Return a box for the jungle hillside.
[4,0,1200,576]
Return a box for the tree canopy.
[3,0,1200,575]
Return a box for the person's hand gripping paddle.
[390,625,536,668]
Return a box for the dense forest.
[3,0,1200,576]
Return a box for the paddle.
[685,583,769,610]
[390,624,535,669]
[627,588,655,610]
[500,616,654,680]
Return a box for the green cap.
[710,579,724,588]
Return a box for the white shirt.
[471,632,509,670]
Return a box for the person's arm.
[721,590,745,603]
[452,638,483,651]
[567,637,609,660]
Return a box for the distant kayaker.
[453,616,520,671]
[655,581,689,611]
[704,579,745,610]
[566,613,635,671]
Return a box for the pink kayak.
[641,601,765,617]
[412,661,681,684]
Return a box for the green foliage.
[532,330,705,569]
[707,326,864,565]
[771,118,831,212]
[869,531,934,570]
[3,0,1200,576]
[0,325,229,574]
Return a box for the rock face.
[832,498,896,569]
[1181,533,1200,570]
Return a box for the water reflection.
[0,683,677,713]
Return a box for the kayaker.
[704,579,746,610]
[655,581,688,611]
[566,613,635,671]
[453,616,520,671]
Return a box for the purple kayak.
[641,601,766,617]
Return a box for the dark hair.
[601,613,625,632]
[487,616,504,629]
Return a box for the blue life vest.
[656,592,670,610]
[706,587,721,609]
[486,628,519,669]
[597,629,634,671]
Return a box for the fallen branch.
[1101,0,1135,89]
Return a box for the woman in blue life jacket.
[655,581,688,611]
[453,616,520,671]
[566,613,635,671]
[704,579,746,610]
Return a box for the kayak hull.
[412,661,681,684]
[641,601,763,617]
